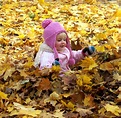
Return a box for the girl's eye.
[59,39,66,41]
[57,39,61,42]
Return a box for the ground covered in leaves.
[0,0,121,117]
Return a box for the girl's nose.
[61,41,65,44]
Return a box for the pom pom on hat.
[42,19,52,29]
[68,58,75,65]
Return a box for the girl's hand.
[52,58,60,66]
[82,46,95,56]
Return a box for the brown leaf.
[70,91,85,105]
[62,71,77,86]
[39,78,51,90]
[63,77,72,85]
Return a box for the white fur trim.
[34,43,53,67]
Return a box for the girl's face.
[55,32,67,52]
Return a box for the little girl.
[34,19,95,73]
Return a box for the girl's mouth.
[61,45,65,48]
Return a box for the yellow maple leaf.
[104,104,121,116]
[76,74,92,86]
[66,102,75,110]
[61,100,75,110]
[82,75,92,84]
[0,91,8,100]
[98,107,106,115]
[80,57,98,70]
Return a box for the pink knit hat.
[42,19,75,65]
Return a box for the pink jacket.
[34,43,85,72]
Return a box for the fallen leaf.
[80,57,98,70]
[113,73,121,81]
[70,91,85,104]
[100,62,114,71]
[10,102,41,117]
[4,67,15,81]
[0,91,8,100]
[52,109,64,118]
[44,92,61,106]
[83,94,95,107]
[76,74,92,86]
[117,93,121,102]
[61,100,75,111]
[39,78,51,90]
[76,108,93,117]
[104,103,121,116]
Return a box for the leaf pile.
[0,0,121,117]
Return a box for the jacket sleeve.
[72,50,85,63]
